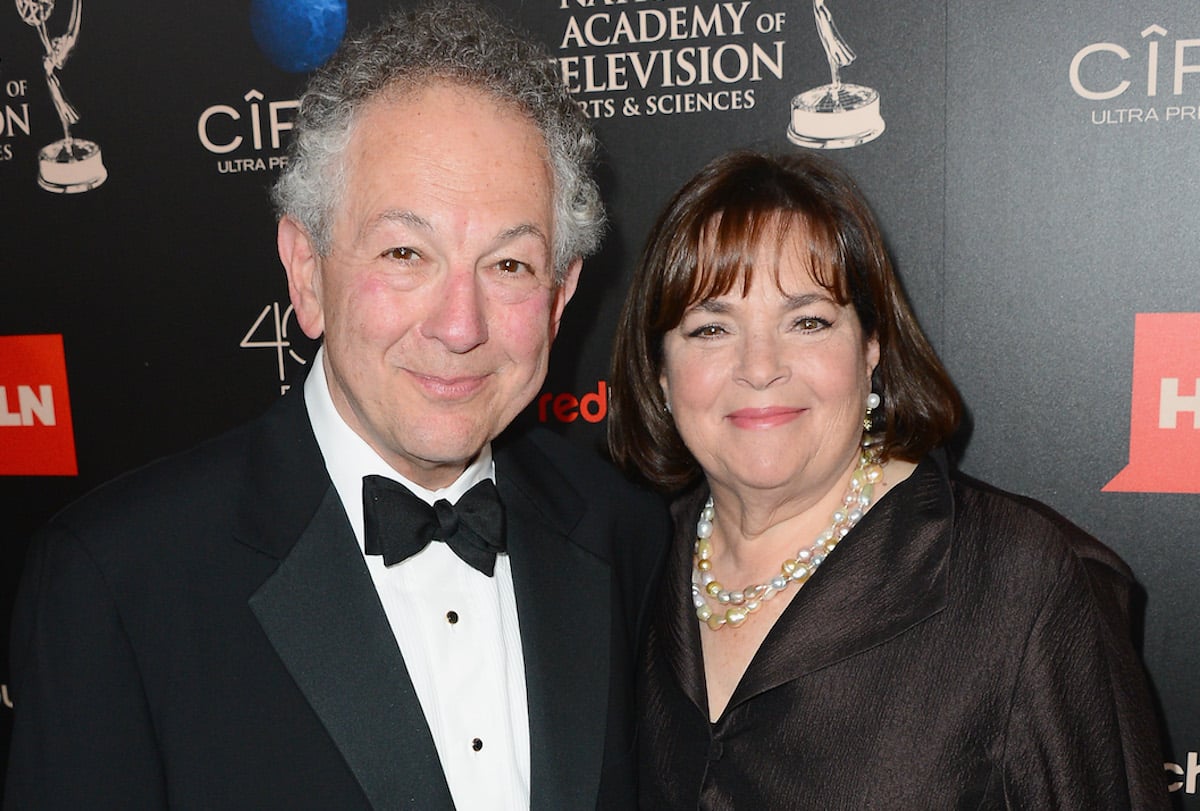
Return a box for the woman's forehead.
[689,217,835,300]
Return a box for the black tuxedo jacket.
[5,391,668,810]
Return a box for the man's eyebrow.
[356,209,432,243]
[496,223,549,246]
[378,209,433,230]
[360,212,547,247]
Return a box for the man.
[4,5,668,809]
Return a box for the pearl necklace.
[691,441,883,631]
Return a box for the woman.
[609,151,1166,809]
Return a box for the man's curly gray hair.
[271,1,604,282]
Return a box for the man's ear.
[277,216,325,339]
[549,257,583,339]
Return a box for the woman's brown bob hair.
[608,150,962,492]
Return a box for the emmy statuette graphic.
[787,0,885,149]
[16,0,107,192]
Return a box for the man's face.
[280,81,580,489]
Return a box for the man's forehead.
[360,208,551,248]
[333,84,557,245]
[344,83,553,185]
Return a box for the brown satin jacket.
[638,451,1167,810]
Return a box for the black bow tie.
[362,475,506,576]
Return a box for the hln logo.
[0,385,57,426]
[0,334,78,476]
[1105,313,1200,494]
[1159,378,1200,428]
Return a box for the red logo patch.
[1104,313,1200,494]
[0,334,78,476]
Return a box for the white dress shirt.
[304,348,530,811]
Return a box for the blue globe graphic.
[250,0,348,73]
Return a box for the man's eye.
[497,258,528,274]
[383,246,417,261]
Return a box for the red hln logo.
[0,334,78,476]
[1,385,58,426]
[1105,313,1200,494]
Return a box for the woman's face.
[659,232,879,500]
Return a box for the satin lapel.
[730,455,954,709]
[496,438,610,811]
[658,485,712,717]
[249,488,454,811]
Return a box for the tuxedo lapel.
[236,392,453,811]
[249,487,454,811]
[497,437,612,811]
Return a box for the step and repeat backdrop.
[2,0,1197,801]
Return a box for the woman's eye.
[795,317,830,331]
[384,246,417,261]
[687,324,727,338]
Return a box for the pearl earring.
[864,392,880,432]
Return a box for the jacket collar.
[241,403,612,810]
[659,452,955,719]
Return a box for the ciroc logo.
[1070,25,1200,125]
[197,90,298,175]
[0,334,77,476]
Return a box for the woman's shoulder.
[945,466,1134,588]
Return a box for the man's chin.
[383,432,494,482]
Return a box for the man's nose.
[421,266,488,353]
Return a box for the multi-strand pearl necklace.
[691,441,884,631]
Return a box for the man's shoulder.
[47,394,314,549]
[56,426,247,527]
[500,427,664,510]
[499,427,670,597]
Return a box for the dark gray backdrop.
[2,0,1196,802]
